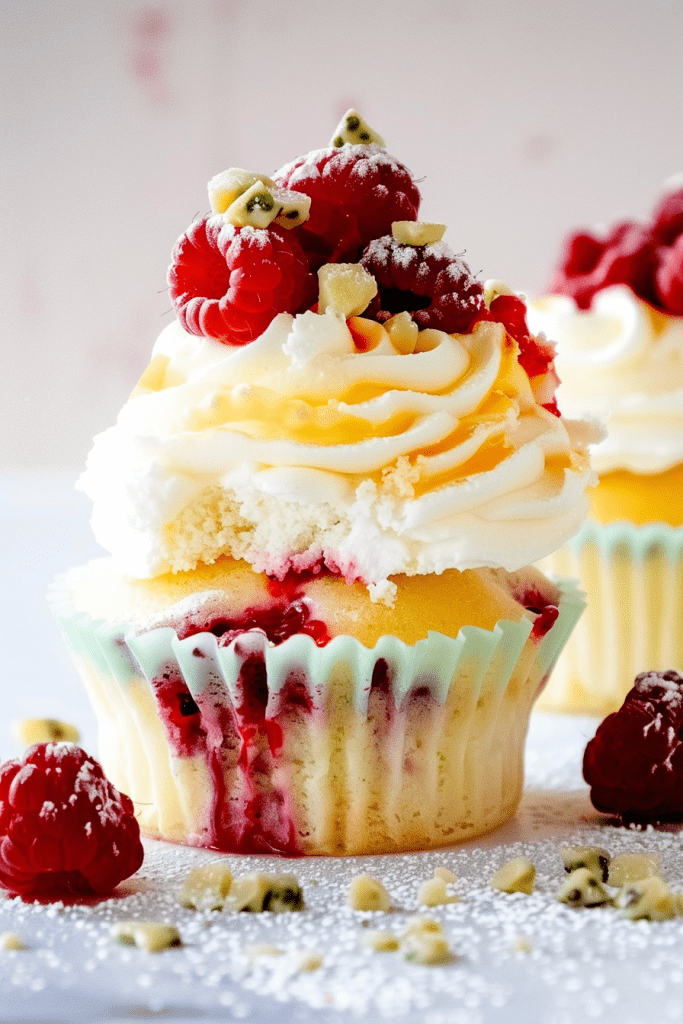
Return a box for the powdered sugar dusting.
[3,714,683,1021]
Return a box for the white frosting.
[79,311,600,584]
[527,286,683,474]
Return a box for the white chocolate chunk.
[224,180,281,228]
[273,188,311,229]
[296,951,323,972]
[617,876,675,921]
[561,846,611,883]
[512,935,532,954]
[244,943,285,958]
[208,167,276,214]
[318,263,378,319]
[490,857,535,895]
[384,311,419,354]
[347,874,392,912]
[0,932,27,951]
[362,929,400,952]
[415,328,449,353]
[402,916,444,938]
[330,109,385,148]
[13,718,80,747]
[226,872,304,913]
[434,866,457,883]
[416,877,458,908]
[402,932,452,965]
[483,279,518,308]
[112,921,181,953]
[608,852,660,887]
[392,221,447,246]
[557,868,610,908]
[177,862,233,911]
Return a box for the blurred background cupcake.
[528,179,683,714]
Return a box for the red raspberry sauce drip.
[521,589,559,641]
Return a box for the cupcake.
[51,111,596,855]
[528,177,683,715]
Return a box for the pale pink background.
[2,0,683,469]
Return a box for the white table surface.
[2,470,682,1024]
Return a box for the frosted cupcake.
[52,112,597,855]
[528,178,683,715]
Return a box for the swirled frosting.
[80,310,599,590]
[527,285,683,475]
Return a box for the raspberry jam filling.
[520,588,559,641]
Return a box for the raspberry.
[274,144,421,267]
[0,743,143,897]
[167,215,315,345]
[548,221,659,309]
[359,235,485,334]
[583,670,683,823]
[654,235,683,315]
[651,180,683,245]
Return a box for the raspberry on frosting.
[583,670,683,823]
[168,216,315,345]
[274,144,421,267]
[0,743,143,897]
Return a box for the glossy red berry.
[651,180,683,245]
[654,235,683,315]
[0,743,144,897]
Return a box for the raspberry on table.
[167,215,315,345]
[583,670,683,823]
[0,743,144,897]
[359,234,485,335]
[274,144,421,267]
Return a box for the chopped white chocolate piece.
[224,181,281,229]
[557,868,610,908]
[227,872,304,913]
[561,846,611,883]
[347,874,392,912]
[608,852,661,887]
[415,328,448,353]
[402,932,452,965]
[511,935,532,954]
[392,221,447,246]
[112,921,181,953]
[330,109,385,148]
[416,876,458,908]
[244,943,285,958]
[483,279,517,308]
[490,857,536,895]
[318,263,378,319]
[362,929,400,952]
[177,862,233,911]
[434,866,457,884]
[13,718,80,747]
[384,311,419,354]
[402,916,444,938]
[208,167,276,214]
[617,876,675,921]
[0,932,27,951]
[273,188,311,229]
[296,951,323,972]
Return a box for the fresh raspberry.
[359,235,485,334]
[651,180,683,245]
[654,235,683,315]
[548,220,659,309]
[0,743,143,897]
[274,144,421,267]
[583,670,683,823]
[168,215,315,345]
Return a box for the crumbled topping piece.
[112,921,181,952]
[434,866,457,884]
[560,845,611,883]
[317,263,377,319]
[224,181,283,229]
[347,874,392,912]
[391,221,446,246]
[0,932,27,951]
[608,852,661,887]
[227,872,304,913]
[384,310,419,353]
[617,876,676,921]
[177,862,234,911]
[296,951,323,972]
[208,168,276,214]
[557,868,611,908]
[13,718,80,747]
[362,930,400,952]
[402,932,453,965]
[330,109,385,148]
[402,915,444,937]
[244,944,285,958]
[416,876,458,908]
[511,935,532,954]
[490,857,536,895]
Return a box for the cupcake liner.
[538,520,683,716]
[49,574,583,855]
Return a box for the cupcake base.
[50,574,583,855]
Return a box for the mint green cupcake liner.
[539,519,683,715]
[49,572,584,855]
